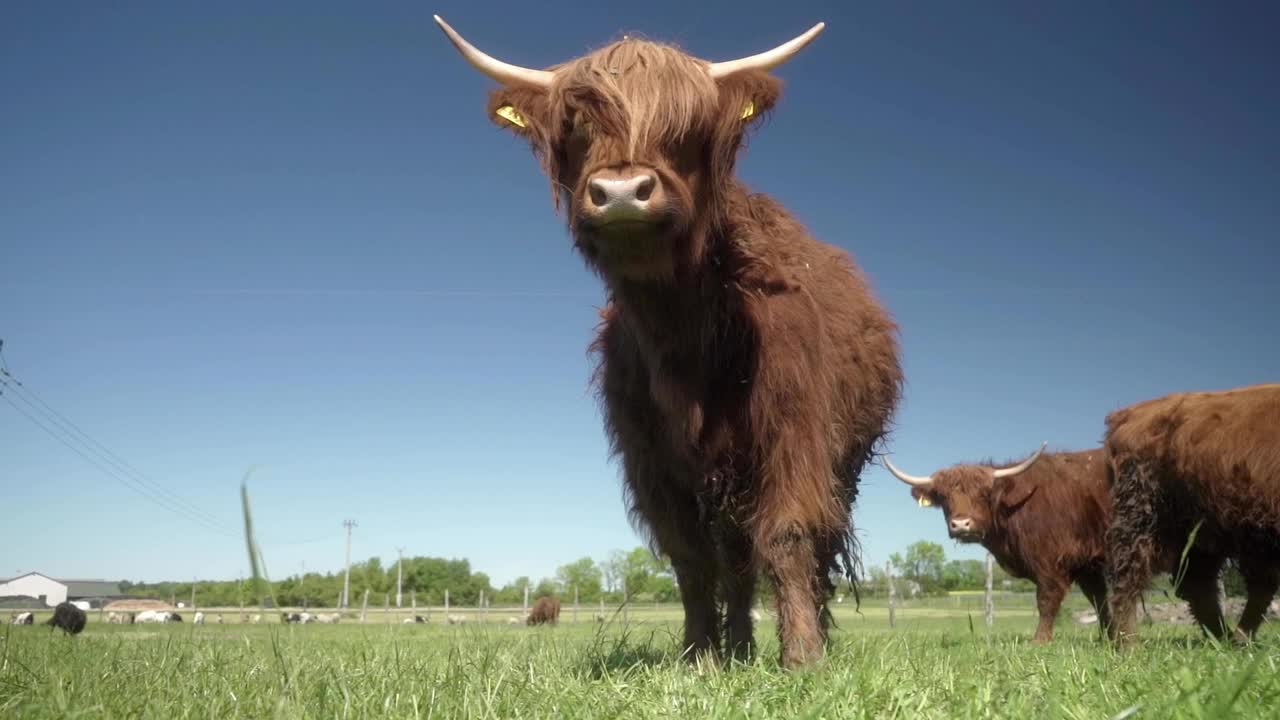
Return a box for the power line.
[0,386,236,538]
[0,340,348,548]
[1,372,229,529]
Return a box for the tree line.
[120,547,685,609]
[134,540,1204,608]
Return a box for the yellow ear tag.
[917,495,933,507]
[495,105,527,128]
[741,101,755,120]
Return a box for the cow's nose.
[949,517,974,533]
[586,171,658,217]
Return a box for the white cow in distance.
[135,610,182,623]
[194,612,205,624]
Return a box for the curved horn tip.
[882,455,933,488]
[707,21,829,79]
[431,14,555,89]
[992,441,1049,479]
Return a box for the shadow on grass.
[577,622,679,679]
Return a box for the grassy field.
[3,599,1278,719]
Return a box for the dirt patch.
[103,599,176,612]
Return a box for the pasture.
[4,597,1278,719]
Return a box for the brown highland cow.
[1104,383,1280,646]
[885,443,1112,643]
[435,17,903,667]
[526,596,561,626]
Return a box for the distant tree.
[555,557,603,602]
[891,541,947,595]
[601,551,626,594]
[534,578,558,599]
[941,560,986,591]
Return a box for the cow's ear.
[715,69,783,129]
[994,477,1037,512]
[486,85,552,140]
[910,487,936,508]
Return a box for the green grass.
[4,605,1278,719]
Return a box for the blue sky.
[2,1,1276,587]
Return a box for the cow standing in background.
[1104,383,1280,646]
[885,444,1112,643]
[46,602,86,635]
[10,612,34,625]
[135,610,182,623]
[435,16,903,669]
[526,596,562,626]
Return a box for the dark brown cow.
[885,443,1112,643]
[1104,383,1280,646]
[526,596,562,626]
[46,602,86,635]
[436,18,903,668]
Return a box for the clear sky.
[2,1,1276,588]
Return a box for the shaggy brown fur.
[45,602,86,635]
[526,596,562,626]
[1104,383,1280,646]
[453,31,903,668]
[902,448,1111,643]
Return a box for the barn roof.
[0,571,61,585]
[62,580,124,598]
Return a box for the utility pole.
[342,519,357,608]
[396,546,406,608]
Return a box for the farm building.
[0,572,125,608]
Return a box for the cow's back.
[1000,449,1110,578]
[1106,383,1280,532]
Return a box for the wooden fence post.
[384,593,389,622]
[886,560,896,628]
[622,576,628,625]
[574,585,579,624]
[523,585,529,614]
[984,553,995,628]
[361,589,370,623]
[444,589,450,619]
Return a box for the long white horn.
[992,441,1048,479]
[707,23,826,79]
[434,15,554,88]
[883,456,933,488]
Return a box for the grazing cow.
[136,610,182,623]
[215,614,224,624]
[194,611,205,625]
[46,602,86,635]
[1104,383,1280,646]
[526,596,562,626]
[885,444,1112,643]
[250,614,262,624]
[446,614,467,625]
[281,612,316,624]
[10,612,34,625]
[314,613,341,624]
[435,16,903,669]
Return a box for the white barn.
[0,572,124,608]
[0,572,68,606]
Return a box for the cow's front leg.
[718,525,757,664]
[759,524,824,668]
[1032,576,1069,644]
